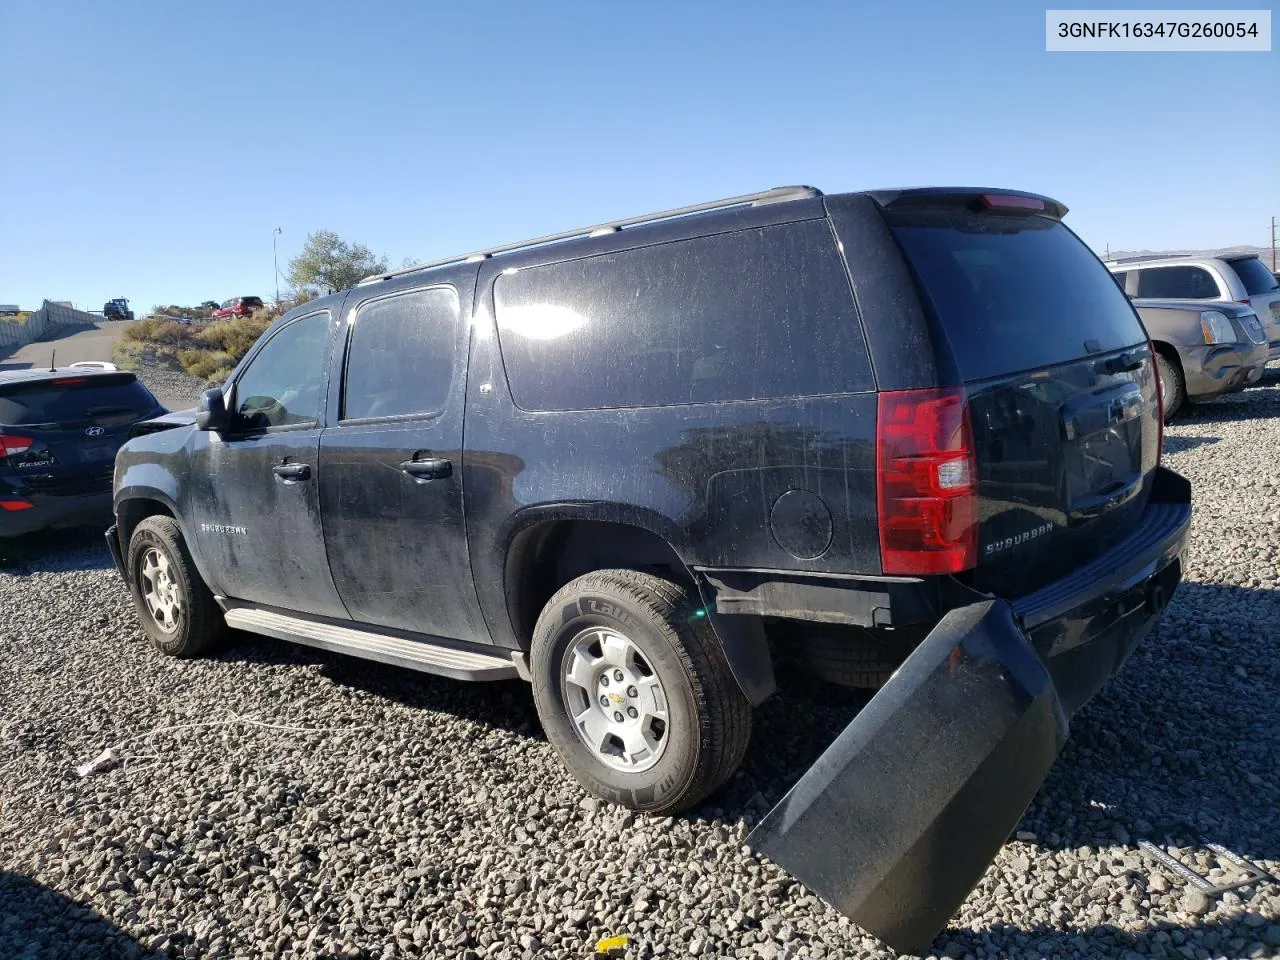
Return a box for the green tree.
[287,230,390,295]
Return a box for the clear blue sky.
[1,0,1275,313]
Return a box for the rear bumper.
[746,467,1191,954]
[0,490,113,538]
[1010,466,1190,716]
[1182,343,1269,397]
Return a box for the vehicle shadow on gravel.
[1161,433,1220,454]
[217,632,544,740]
[1182,389,1280,424]
[0,527,114,573]
[0,872,163,959]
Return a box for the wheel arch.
[501,511,776,705]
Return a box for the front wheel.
[530,570,752,815]
[126,516,222,657]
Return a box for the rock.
[1180,889,1211,916]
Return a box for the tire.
[126,516,222,657]
[530,569,752,815]
[1155,352,1185,422]
[798,626,904,689]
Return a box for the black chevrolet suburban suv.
[109,186,1191,949]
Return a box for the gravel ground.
[131,361,209,413]
[2,376,1279,960]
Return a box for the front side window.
[343,286,459,421]
[232,311,330,429]
[1135,266,1220,299]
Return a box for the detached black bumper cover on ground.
[748,467,1192,955]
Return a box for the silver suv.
[1109,254,1280,360]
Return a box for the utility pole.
[273,227,283,304]
[1271,216,1276,272]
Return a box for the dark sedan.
[1,369,165,539]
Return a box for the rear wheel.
[798,625,905,689]
[126,516,222,657]
[530,569,752,815]
[1155,352,1185,421]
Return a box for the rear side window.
[0,374,158,426]
[1134,265,1221,299]
[493,221,872,410]
[886,209,1148,381]
[343,286,459,421]
[1227,258,1279,296]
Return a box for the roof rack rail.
[359,185,822,285]
[1106,254,1195,265]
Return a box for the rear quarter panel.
[461,283,880,650]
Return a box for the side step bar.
[222,606,520,681]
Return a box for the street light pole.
[273,227,282,304]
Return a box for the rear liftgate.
[747,599,1069,955]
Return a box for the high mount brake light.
[980,194,1046,212]
[52,377,87,385]
[0,434,33,458]
[876,388,979,576]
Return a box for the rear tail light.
[1150,346,1164,463]
[0,434,33,458]
[0,499,34,511]
[877,387,979,575]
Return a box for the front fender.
[114,466,215,592]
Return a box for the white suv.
[1109,255,1280,360]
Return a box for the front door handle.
[272,462,312,482]
[400,457,452,481]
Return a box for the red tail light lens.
[877,387,978,575]
[0,499,34,511]
[0,434,33,458]
[1150,345,1164,463]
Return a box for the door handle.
[272,462,312,482]
[400,457,452,481]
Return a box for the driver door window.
[232,312,331,430]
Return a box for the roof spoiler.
[867,187,1068,220]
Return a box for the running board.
[222,607,520,681]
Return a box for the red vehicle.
[212,296,264,320]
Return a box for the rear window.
[886,209,1147,381]
[0,374,159,426]
[1134,265,1221,299]
[493,221,873,411]
[1227,258,1279,296]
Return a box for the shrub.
[124,307,275,382]
[179,349,236,382]
[197,310,273,357]
[122,317,192,347]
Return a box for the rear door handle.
[272,463,311,482]
[400,457,452,481]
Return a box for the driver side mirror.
[195,387,228,432]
